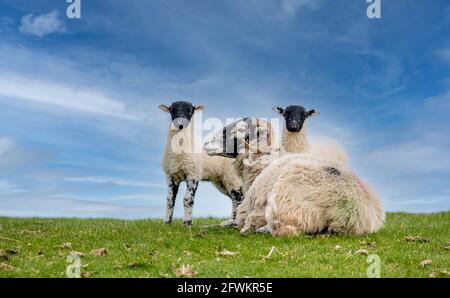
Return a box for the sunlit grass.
[0,212,449,278]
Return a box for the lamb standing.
[160,101,243,226]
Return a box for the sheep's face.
[159,101,204,130]
[204,118,272,158]
[273,105,319,132]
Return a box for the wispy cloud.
[0,137,16,155]
[0,73,145,120]
[0,0,449,217]
[0,180,25,194]
[0,196,163,219]
[281,0,322,16]
[19,10,66,38]
[64,176,165,189]
[0,137,47,173]
[426,91,450,112]
[364,142,450,173]
[436,47,450,62]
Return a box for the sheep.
[273,105,348,165]
[236,106,377,233]
[241,152,385,236]
[204,117,278,226]
[272,105,317,154]
[205,106,348,229]
[159,101,244,226]
[205,107,384,236]
[203,117,278,194]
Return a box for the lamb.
[160,101,244,226]
[273,105,317,154]
[273,105,348,165]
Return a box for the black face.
[169,101,195,130]
[275,105,318,132]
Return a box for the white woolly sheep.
[160,101,244,226]
[241,153,385,236]
[203,117,278,194]
[205,106,348,229]
[205,106,383,236]
[273,105,348,164]
[204,117,279,226]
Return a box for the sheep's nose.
[173,118,188,130]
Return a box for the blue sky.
[0,0,449,219]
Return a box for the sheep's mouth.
[286,124,304,133]
[171,118,191,130]
[204,140,241,158]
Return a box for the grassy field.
[0,212,449,278]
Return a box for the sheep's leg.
[183,179,199,226]
[220,190,243,227]
[165,177,180,224]
[230,190,244,220]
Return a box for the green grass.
[0,212,449,278]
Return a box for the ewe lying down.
[204,106,385,236]
[244,153,385,236]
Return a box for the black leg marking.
[183,180,199,226]
[229,189,244,220]
[165,177,180,224]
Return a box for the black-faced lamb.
[160,101,244,226]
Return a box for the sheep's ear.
[272,106,284,115]
[306,109,320,118]
[159,104,171,113]
[194,105,205,111]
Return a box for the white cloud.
[64,176,165,189]
[0,180,25,194]
[364,142,450,173]
[281,0,321,16]
[436,47,450,62]
[0,137,16,156]
[0,196,163,219]
[19,10,66,37]
[426,91,450,112]
[0,73,145,120]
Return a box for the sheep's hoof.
[183,220,192,226]
[256,225,272,234]
[220,220,236,227]
[164,219,172,225]
[240,227,250,235]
